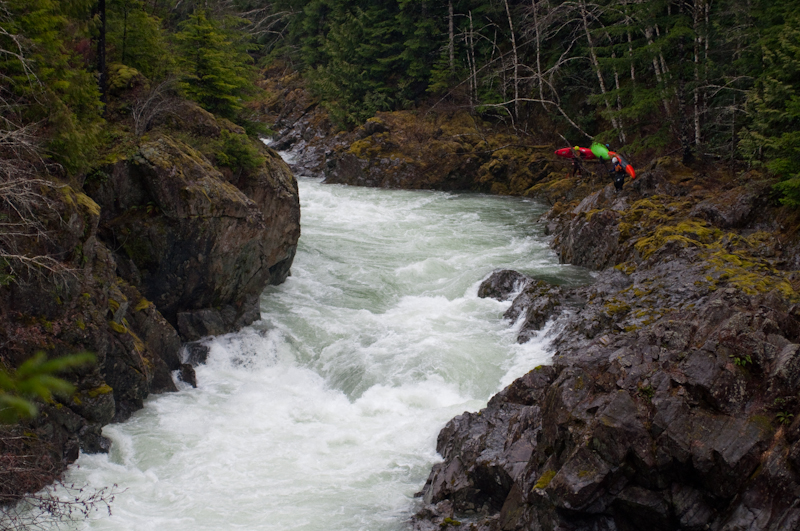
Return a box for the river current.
[64,176,590,530]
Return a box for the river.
[64,176,590,530]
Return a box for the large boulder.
[86,135,300,340]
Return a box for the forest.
[0,0,799,206]
[1,0,800,528]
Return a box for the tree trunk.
[531,0,546,109]
[448,0,455,73]
[645,26,671,117]
[693,0,703,147]
[579,0,622,142]
[503,0,519,121]
[97,0,107,107]
[468,10,477,105]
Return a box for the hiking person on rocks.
[611,157,625,191]
[571,146,583,178]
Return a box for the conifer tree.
[174,9,255,118]
[0,0,103,175]
[739,6,800,205]
[107,0,170,79]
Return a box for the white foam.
[61,179,578,531]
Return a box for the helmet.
[612,157,618,163]
[605,144,610,149]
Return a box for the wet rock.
[545,446,614,512]
[552,208,622,270]
[689,183,769,228]
[477,269,532,301]
[183,340,211,366]
[414,210,800,531]
[87,135,300,339]
[178,364,197,388]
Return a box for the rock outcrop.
[322,112,554,194]
[413,162,800,530]
[0,106,300,491]
[85,133,300,341]
[260,84,561,195]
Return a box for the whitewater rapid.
[64,178,590,530]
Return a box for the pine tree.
[174,9,255,119]
[739,6,800,205]
[107,0,170,79]
[0,0,103,175]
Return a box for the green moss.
[60,186,101,216]
[109,320,126,334]
[614,262,636,275]
[603,299,631,317]
[76,193,102,216]
[534,469,556,490]
[87,384,113,398]
[440,517,462,528]
[134,298,152,312]
[634,220,720,260]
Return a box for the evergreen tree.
[0,0,103,175]
[107,0,170,79]
[174,9,255,118]
[739,5,800,205]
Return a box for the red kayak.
[609,151,636,179]
[555,147,596,160]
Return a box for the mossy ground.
[333,109,556,193]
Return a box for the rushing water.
[63,177,591,531]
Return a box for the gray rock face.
[87,135,300,341]
[413,171,800,530]
[415,271,800,530]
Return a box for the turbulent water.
[64,177,591,531]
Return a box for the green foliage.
[307,6,405,128]
[215,130,265,171]
[730,353,752,367]
[739,8,800,206]
[776,411,794,425]
[0,352,95,424]
[0,0,104,175]
[174,10,256,119]
[107,0,171,79]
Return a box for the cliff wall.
[412,160,800,530]
[0,104,300,492]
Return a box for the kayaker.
[571,146,583,177]
[611,157,625,191]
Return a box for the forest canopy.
[0,0,798,201]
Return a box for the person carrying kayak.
[611,157,625,191]
[571,146,583,177]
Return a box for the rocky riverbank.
[411,160,800,530]
[259,69,556,194]
[1,92,300,495]
[262,77,800,529]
